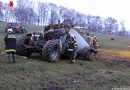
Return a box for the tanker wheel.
[16,35,32,57]
[42,39,61,62]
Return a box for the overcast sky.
[2,0,130,30]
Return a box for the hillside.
[0,22,130,90]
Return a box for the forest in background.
[0,0,130,36]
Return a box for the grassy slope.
[95,33,130,50]
[0,22,130,90]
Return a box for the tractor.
[16,20,99,62]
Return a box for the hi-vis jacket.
[66,40,77,51]
[4,33,16,52]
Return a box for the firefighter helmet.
[70,34,76,40]
[7,28,13,33]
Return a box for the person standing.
[4,28,16,63]
[66,34,77,63]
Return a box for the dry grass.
[100,49,130,60]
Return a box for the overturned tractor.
[16,20,99,62]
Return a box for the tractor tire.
[21,29,27,33]
[16,35,32,57]
[42,39,61,62]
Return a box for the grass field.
[0,22,130,90]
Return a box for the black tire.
[42,39,61,62]
[22,29,27,33]
[16,35,32,57]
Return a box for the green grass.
[95,33,130,51]
[0,22,7,32]
[0,22,130,90]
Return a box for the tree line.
[0,0,129,36]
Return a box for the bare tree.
[38,2,48,25]
[48,3,59,24]
[14,0,37,24]
[104,17,118,34]
[88,16,103,32]
[0,1,4,20]
[119,21,126,36]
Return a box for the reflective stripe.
[8,36,16,38]
[7,34,16,39]
[5,49,16,52]
[74,44,77,46]
[74,43,77,48]
[68,41,74,43]
[67,49,74,51]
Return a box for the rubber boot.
[7,54,11,63]
[12,54,15,63]
[72,60,76,63]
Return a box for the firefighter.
[89,32,94,46]
[4,28,16,63]
[93,36,100,49]
[66,34,77,63]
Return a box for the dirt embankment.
[91,49,130,69]
[97,49,130,61]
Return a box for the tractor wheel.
[42,39,61,62]
[16,35,32,57]
[21,29,27,33]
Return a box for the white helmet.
[70,34,76,39]
[7,28,13,33]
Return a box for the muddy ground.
[0,50,130,90]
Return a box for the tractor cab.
[43,21,71,41]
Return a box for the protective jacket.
[66,40,77,51]
[4,33,16,52]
